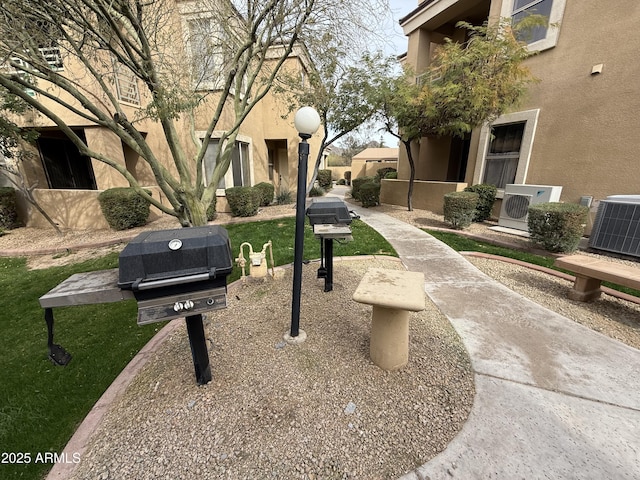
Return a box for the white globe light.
[294,106,321,135]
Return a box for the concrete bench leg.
[569,275,602,302]
[370,306,409,371]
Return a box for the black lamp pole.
[290,132,311,337]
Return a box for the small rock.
[344,401,356,415]
[275,341,287,349]
[188,400,197,409]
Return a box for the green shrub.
[344,171,351,185]
[464,183,497,222]
[309,185,325,197]
[253,182,275,207]
[276,189,293,205]
[360,181,380,208]
[443,191,479,229]
[0,187,20,229]
[225,186,261,217]
[375,167,397,182]
[98,187,151,230]
[206,195,217,222]
[317,169,333,190]
[528,202,588,253]
[336,178,346,185]
[351,176,375,201]
[384,171,398,179]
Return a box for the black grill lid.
[118,225,233,290]
[306,198,352,225]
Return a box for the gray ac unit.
[589,196,640,258]
[498,184,563,231]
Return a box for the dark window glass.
[37,131,96,190]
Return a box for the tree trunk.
[402,139,416,212]
[180,191,208,227]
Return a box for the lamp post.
[286,106,321,343]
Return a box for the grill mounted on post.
[118,225,234,385]
[306,198,353,292]
[38,225,234,386]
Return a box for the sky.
[385,0,417,57]
[360,0,417,147]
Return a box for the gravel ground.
[67,258,474,480]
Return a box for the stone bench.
[353,268,425,371]
[554,254,640,301]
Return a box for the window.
[501,0,567,51]
[39,47,63,71]
[482,123,525,189]
[203,138,252,190]
[37,130,97,190]
[7,57,36,97]
[187,17,226,90]
[473,109,540,192]
[113,59,140,105]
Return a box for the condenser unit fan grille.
[504,194,531,219]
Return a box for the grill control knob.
[173,302,184,312]
[184,300,195,310]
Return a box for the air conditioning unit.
[589,195,640,258]
[498,184,563,231]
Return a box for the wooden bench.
[554,254,640,301]
[353,268,425,371]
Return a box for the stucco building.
[388,0,640,214]
[4,2,317,229]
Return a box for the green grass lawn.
[0,217,395,480]
[425,229,640,298]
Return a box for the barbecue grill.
[118,225,233,325]
[306,198,354,292]
[39,225,234,385]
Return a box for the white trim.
[473,109,540,196]
[501,0,567,52]
[400,0,459,34]
[200,132,254,194]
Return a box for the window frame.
[201,132,254,195]
[473,109,540,197]
[112,58,141,106]
[500,0,567,52]
[183,14,228,91]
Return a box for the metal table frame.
[39,268,215,385]
[312,224,353,292]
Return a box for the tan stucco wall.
[350,160,398,179]
[380,179,468,214]
[467,0,640,203]
[399,0,640,208]
[328,166,351,182]
[19,186,167,230]
[509,0,640,203]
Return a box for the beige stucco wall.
[328,166,351,182]
[19,186,167,230]
[380,179,468,214]
[398,0,640,212]
[350,159,398,179]
[505,0,640,203]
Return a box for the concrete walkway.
[330,188,640,479]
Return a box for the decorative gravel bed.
[67,258,475,480]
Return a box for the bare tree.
[0,0,372,227]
